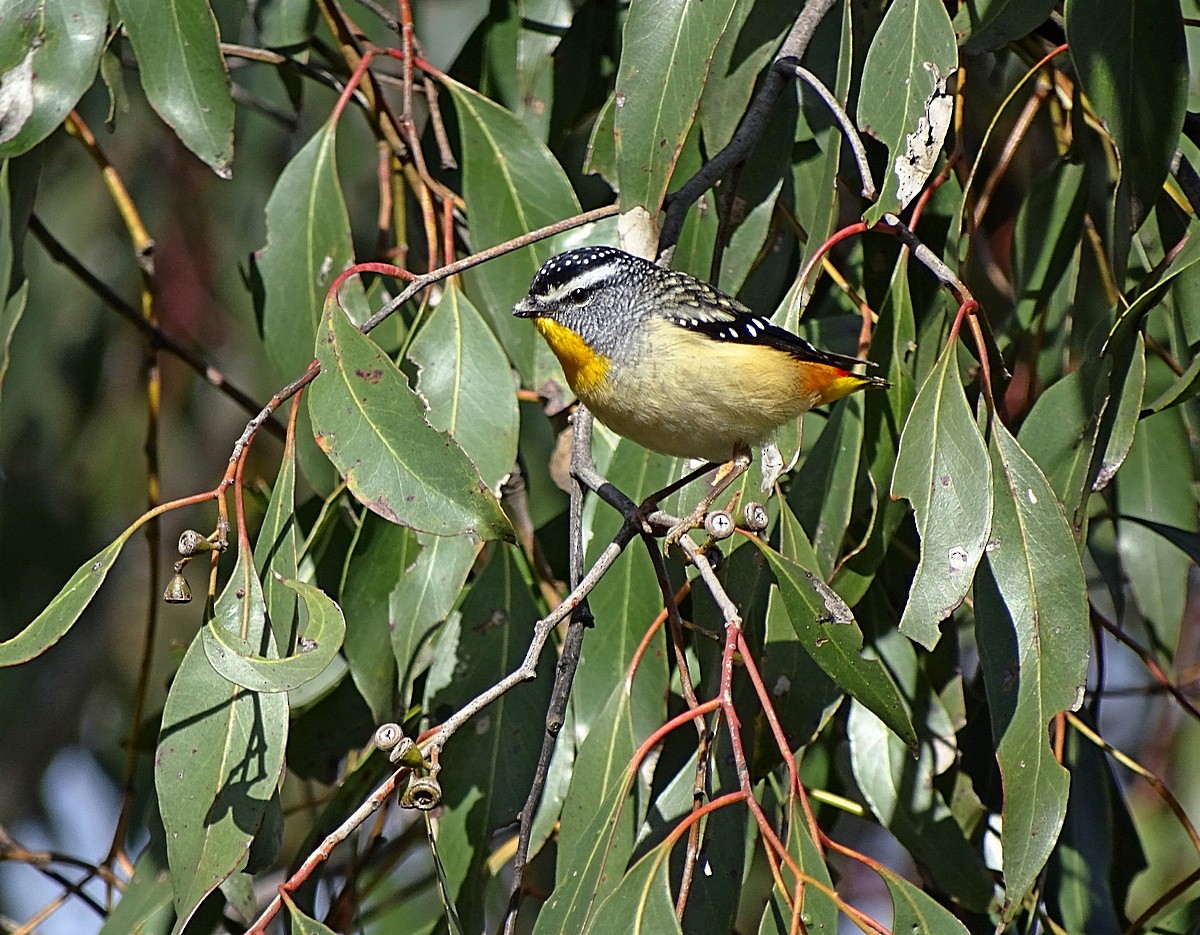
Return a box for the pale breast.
[578,317,822,462]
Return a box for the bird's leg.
[633,459,722,530]
[663,446,752,547]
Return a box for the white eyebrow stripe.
[542,261,617,298]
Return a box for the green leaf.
[789,395,864,579]
[340,514,478,722]
[1118,515,1200,564]
[613,0,739,215]
[891,344,993,649]
[847,678,992,909]
[677,731,745,928]
[794,0,853,274]
[535,679,647,933]
[974,420,1089,913]
[99,44,129,129]
[0,159,12,292]
[760,583,842,751]
[156,550,288,931]
[0,0,40,71]
[879,864,972,934]
[777,491,821,574]
[1103,227,1200,349]
[0,0,106,157]
[309,298,512,540]
[425,812,467,935]
[254,0,317,49]
[0,279,28,430]
[1045,719,1144,935]
[422,545,552,933]
[254,420,299,651]
[282,891,337,935]
[0,525,137,666]
[112,0,235,177]
[100,833,174,935]
[442,75,580,388]
[1016,335,1146,538]
[669,125,719,280]
[255,120,365,383]
[1011,160,1088,332]
[1133,895,1200,934]
[697,0,801,153]
[339,513,413,720]
[832,255,916,603]
[954,0,1058,53]
[757,797,838,934]
[584,92,617,188]
[1116,407,1195,658]
[754,541,917,749]
[575,441,672,739]
[388,531,479,694]
[585,841,682,935]
[1142,349,1200,416]
[203,578,345,692]
[1066,0,1187,225]
[515,0,572,140]
[409,284,519,490]
[858,0,958,223]
[1093,333,1145,492]
[1017,368,1096,514]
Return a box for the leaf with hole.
[0,0,106,157]
[892,344,992,649]
[858,0,958,222]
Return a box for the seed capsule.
[704,510,735,540]
[163,573,192,604]
[401,776,442,811]
[742,502,769,532]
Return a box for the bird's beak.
[512,296,539,319]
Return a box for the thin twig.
[64,106,169,872]
[658,0,839,256]
[423,512,638,761]
[27,216,283,438]
[780,62,875,199]
[0,830,115,922]
[504,412,599,935]
[880,213,997,405]
[1123,864,1200,935]
[1066,711,1200,860]
[222,43,356,83]
[243,764,415,935]
[972,81,1049,230]
[361,204,620,332]
[641,540,709,918]
[1092,608,1200,721]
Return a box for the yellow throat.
[534,318,610,395]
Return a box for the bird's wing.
[659,273,875,371]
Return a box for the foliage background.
[1,0,1200,933]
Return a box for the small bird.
[513,246,887,465]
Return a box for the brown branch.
[360,204,620,332]
[658,0,840,255]
[28,216,284,439]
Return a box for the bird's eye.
[567,288,589,304]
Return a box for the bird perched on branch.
[514,246,887,470]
